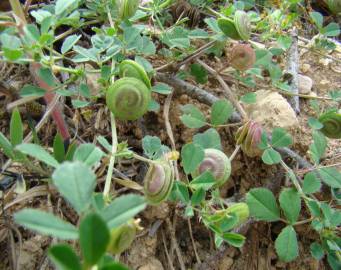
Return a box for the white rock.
[244,90,299,135]
[298,74,313,94]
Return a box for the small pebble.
[298,74,313,94]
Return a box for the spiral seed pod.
[234,10,251,41]
[144,161,174,204]
[108,220,137,254]
[172,1,201,28]
[226,203,250,225]
[230,44,256,71]
[114,0,139,20]
[318,112,341,139]
[106,77,151,120]
[218,10,251,40]
[192,149,231,187]
[235,120,263,157]
[327,0,341,14]
[119,60,151,89]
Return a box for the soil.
[1,3,341,270]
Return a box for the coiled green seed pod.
[192,149,231,187]
[119,60,151,89]
[107,220,137,254]
[106,77,151,120]
[217,10,251,41]
[226,202,249,225]
[318,111,341,139]
[144,161,174,205]
[230,44,256,71]
[114,0,139,20]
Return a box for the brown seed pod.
[230,44,256,71]
[172,1,201,28]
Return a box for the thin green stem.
[103,112,118,199]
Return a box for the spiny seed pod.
[119,60,151,89]
[230,44,256,71]
[114,0,139,21]
[318,111,341,139]
[107,220,137,254]
[144,161,174,205]
[327,0,341,14]
[226,203,249,225]
[106,77,151,120]
[235,120,263,157]
[192,149,231,187]
[217,10,251,41]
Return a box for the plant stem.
[103,112,118,199]
[9,0,26,23]
[229,145,241,161]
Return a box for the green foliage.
[181,143,205,174]
[275,226,299,262]
[246,188,280,221]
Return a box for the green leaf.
[221,232,246,248]
[3,48,23,61]
[310,242,324,260]
[174,181,190,204]
[190,63,208,84]
[271,128,293,148]
[180,104,206,128]
[309,131,327,164]
[52,161,96,214]
[152,83,172,95]
[61,34,81,54]
[191,188,205,205]
[275,226,299,262]
[20,85,46,97]
[142,136,161,158]
[79,213,110,266]
[53,133,65,163]
[71,100,90,108]
[73,143,104,167]
[10,108,23,146]
[190,171,216,190]
[211,99,233,126]
[310,12,323,29]
[193,128,222,150]
[302,172,321,194]
[16,143,59,168]
[100,262,130,270]
[55,0,79,16]
[246,188,280,221]
[101,194,146,229]
[318,168,341,188]
[308,117,323,130]
[14,209,78,239]
[279,188,301,224]
[277,35,292,50]
[48,244,82,270]
[322,22,340,37]
[0,132,14,159]
[240,93,257,104]
[181,143,205,174]
[262,148,282,165]
[38,67,56,87]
